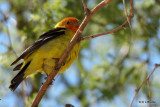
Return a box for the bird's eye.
[67,21,70,24]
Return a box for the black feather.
[9,61,31,91]
[13,63,23,71]
[11,28,66,66]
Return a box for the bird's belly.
[33,37,80,75]
[59,43,80,73]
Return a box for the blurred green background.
[0,0,160,107]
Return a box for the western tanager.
[9,17,81,91]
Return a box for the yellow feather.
[23,29,80,77]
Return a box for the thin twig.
[80,20,127,41]
[147,80,151,99]
[0,10,18,57]
[122,0,134,65]
[130,0,134,18]
[31,0,113,106]
[6,23,18,57]
[80,0,134,42]
[81,0,90,16]
[129,64,160,107]
[122,0,132,29]
[147,79,151,107]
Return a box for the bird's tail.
[9,61,31,91]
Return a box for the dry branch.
[82,0,90,16]
[0,10,18,57]
[129,64,160,107]
[80,20,128,41]
[130,0,134,18]
[122,0,132,29]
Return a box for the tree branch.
[31,0,113,106]
[122,0,132,29]
[129,64,160,107]
[81,0,90,16]
[80,20,127,41]
[130,0,134,18]
[6,22,18,57]
[80,0,134,41]
[0,10,18,57]
[147,80,151,99]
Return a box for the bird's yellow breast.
[23,29,80,76]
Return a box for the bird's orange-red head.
[55,17,81,33]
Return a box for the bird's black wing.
[11,27,66,66]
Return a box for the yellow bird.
[9,17,81,91]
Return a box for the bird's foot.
[43,76,55,85]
